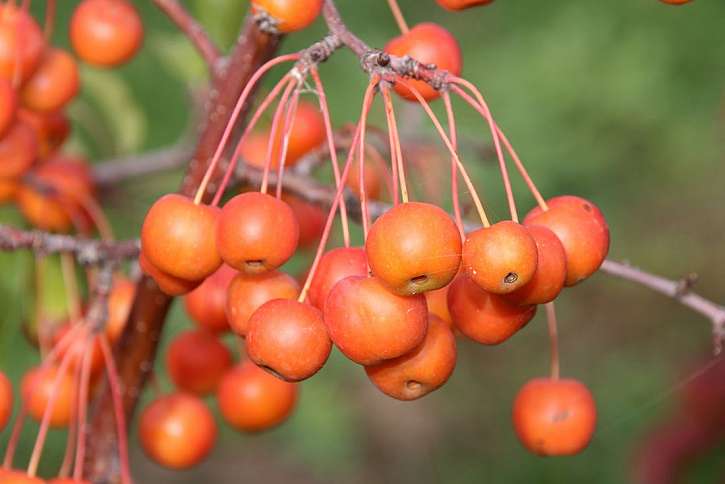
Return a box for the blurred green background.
[1,0,724,482]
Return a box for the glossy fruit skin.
[0,78,17,137]
[524,196,609,286]
[365,314,456,400]
[0,470,46,483]
[0,4,45,83]
[166,329,232,396]
[217,361,298,432]
[17,157,95,233]
[18,109,70,159]
[226,270,300,337]
[141,193,222,282]
[0,120,37,179]
[385,23,462,101]
[70,0,144,67]
[366,202,461,295]
[448,274,536,345]
[0,371,12,431]
[21,49,79,113]
[251,0,323,33]
[139,253,200,296]
[283,194,325,248]
[308,247,368,311]
[139,393,216,470]
[506,225,567,306]
[105,276,136,343]
[217,192,299,274]
[246,299,331,381]
[21,366,75,427]
[436,0,495,10]
[513,378,597,456]
[184,264,236,333]
[425,285,452,326]
[324,276,428,365]
[462,221,538,295]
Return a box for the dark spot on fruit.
[406,380,422,392]
[582,203,592,212]
[411,275,429,286]
[245,259,265,269]
[259,364,286,381]
[504,272,518,284]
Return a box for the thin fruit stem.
[77,192,115,241]
[275,87,301,199]
[193,54,300,205]
[386,0,410,34]
[449,78,518,222]
[298,124,364,303]
[212,73,294,207]
[2,407,26,469]
[57,357,83,478]
[311,68,351,247]
[396,79,490,227]
[27,342,76,477]
[357,77,380,239]
[365,143,395,201]
[451,85,548,211]
[261,78,297,194]
[99,335,132,484]
[44,0,55,39]
[545,302,560,381]
[33,255,51,358]
[381,86,408,204]
[72,335,94,481]
[442,91,465,238]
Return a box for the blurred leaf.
[192,0,249,49]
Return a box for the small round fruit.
[251,0,323,33]
[512,378,597,456]
[53,325,105,376]
[21,365,75,427]
[216,192,299,274]
[70,0,144,67]
[384,23,462,101]
[274,101,325,165]
[436,0,495,10]
[21,49,79,113]
[139,393,217,469]
[226,270,300,337]
[0,120,37,180]
[524,196,609,286]
[324,276,428,365]
[283,194,325,248]
[217,361,298,432]
[246,299,331,381]
[184,264,236,333]
[139,253,200,296]
[0,4,45,82]
[448,274,536,345]
[425,285,452,326]
[0,178,16,203]
[347,155,384,201]
[366,202,461,295]
[18,109,70,158]
[659,0,692,4]
[307,247,368,311]
[0,470,46,483]
[506,225,567,306]
[50,479,92,484]
[105,276,136,343]
[166,329,232,396]
[141,194,222,282]
[365,314,456,400]
[0,371,12,431]
[462,221,538,294]
[0,78,17,136]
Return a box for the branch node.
[675,272,699,297]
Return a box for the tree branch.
[92,142,195,187]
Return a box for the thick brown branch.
[153,0,221,71]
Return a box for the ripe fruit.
[448,274,536,345]
[324,276,428,365]
[0,4,45,83]
[50,479,92,484]
[462,221,538,295]
[512,378,597,456]
[166,329,232,396]
[225,270,300,337]
[0,120,37,180]
[217,361,298,432]
[17,156,95,233]
[184,264,236,333]
[506,225,567,306]
[365,314,456,400]
[216,192,299,274]
[0,371,12,431]
[18,109,70,158]
[139,393,217,469]
[246,299,331,381]
[659,0,692,4]
[141,194,222,282]
[21,49,80,113]
[105,276,136,343]
[307,247,368,311]
[0,470,45,483]
[524,196,609,286]
[283,194,325,248]
[347,156,384,201]
[425,285,452,326]
[139,253,200,296]
[385,23,462,101]
[366,202,461,295]
[0,178,16,203]
[436,0,495,10]
[70,0,144,67]
[0,78,17,136]
[21,365,75,427]
[53,325,105,376]
[251,0,323,33]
